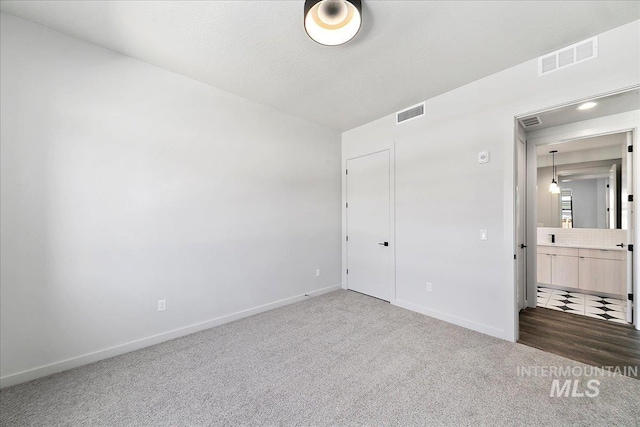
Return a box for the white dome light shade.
[304,0,362,46]
[548,150,561,194]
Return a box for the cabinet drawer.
[537,246,555,255]
[553,247,579,257]
[537,246,578,256]
[578,249,626,261]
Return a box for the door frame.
[342,146,396,302]
[516,124,528,311]
[513,86,640,339]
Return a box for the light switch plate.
[478,151,490,164]
[480,230,488,241]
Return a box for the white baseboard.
[304,284,342,297]
[392,299,508,341]
[0,284,342,389]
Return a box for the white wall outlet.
[158,299,167,311]
[316,269,321,277]
[426,282,433,292]
[478,151,490,164]
[480,230,488,241]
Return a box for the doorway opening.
[534,132,631,323]
[514,87,640,373]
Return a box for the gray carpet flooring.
[1,290,639,426]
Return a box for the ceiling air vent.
[396,102,425,125]
[520,116,541,128]
[538,36,598,76]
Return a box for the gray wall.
[0,14,342,382]
[537,166,560,227]
[564,179,600,228]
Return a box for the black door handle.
[616,243,625,247]
[520,244,527,249]
[378,242,389,246]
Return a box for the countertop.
[537,243,626,251]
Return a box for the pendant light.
[549,150,561,194]
[304,0,362,46]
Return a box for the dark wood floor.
[519,307,640,379]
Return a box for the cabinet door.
[537,253,552,284]
[579,258,626,296]
[551,255,579,288]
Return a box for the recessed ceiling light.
[577,101,598,110]
[304,0,362,46]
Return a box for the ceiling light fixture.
[549,150,561,194]
[304,0,362,46]
[577,101,598,110]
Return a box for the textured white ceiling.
[1,1,638,131]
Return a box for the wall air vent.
[396,102,425,125]
[520,116,541,128]
[538,36,598,76]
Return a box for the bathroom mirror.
[536,133,628,230]
[557,161,621,229]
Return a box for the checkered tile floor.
[537,287,629,324]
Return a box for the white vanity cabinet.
[578,249,626,295]
[551,250,580,289]
[537,245,626,297]
[537,247,553,284]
